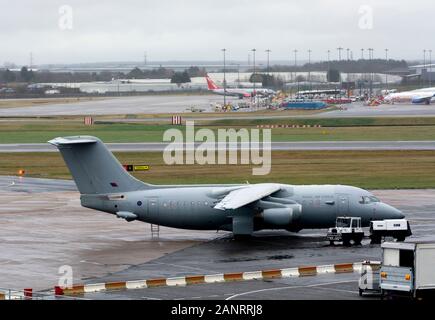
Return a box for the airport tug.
[326,217,364,246]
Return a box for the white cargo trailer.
[380,241,435,299]
[370,219,412,244]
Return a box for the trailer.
[380,241,435,299]
[370,219,412,244]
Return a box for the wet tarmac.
[2,141,435,153]
[0,95,239,117]
[0,176,434,299]
[1,95,435,118]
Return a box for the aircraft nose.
[377,202,405,219]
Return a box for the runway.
[1,176,435,299]
[1,141,435,152]
[1,95,435,117]
[0,95,239,116]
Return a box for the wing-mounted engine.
[211,184,302,235]
[252,196,302,231]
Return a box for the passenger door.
[147,198,159,220]
[337,194,349,216]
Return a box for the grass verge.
[1,150,435,189]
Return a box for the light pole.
[327,50,331,82]
[308,49,312,90]
[337,47,343,61]
[385,49,389,90]
[252,48,257,106]
[222,48,227,106]
[346,48,350,61]
[368,48,373,98]
[237,64,240,88]
[361,48,364,60]
[294,49,298,93]
[430,50,433,87]
[265,49,271,76]
[423,49,427,87]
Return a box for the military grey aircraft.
[49,136,404,237]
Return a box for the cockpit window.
[369,196,380,202]
[359,196,380,204]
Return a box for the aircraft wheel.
[353,234,363,245]
[233,234,252,241]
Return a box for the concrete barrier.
[281,267,300,278]
[334,263,354,274]
[205,274,225,283]
[146,278,167,288]
[105,282,126,291]
[84,283,106,293]
[63,285,85,295]
[261,269,282,279]
[126,280,147,289]
[56,261,362,296]
[317,264,336,274]
[242,271,263,280]
[223,273,244,282]
[298,266,317,277]
[166,277,187,287]
[185,275,205,285]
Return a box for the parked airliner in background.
[206,75,275,99]
[384,87,435,105]
[49,136,404,238]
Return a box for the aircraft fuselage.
[81,184,403,233]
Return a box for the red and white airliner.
[206,75,275,99]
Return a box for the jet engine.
[255,203,302,229]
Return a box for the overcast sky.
[0,0,433,65]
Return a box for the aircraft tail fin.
[206,75,220,90]
[48,136,151,194]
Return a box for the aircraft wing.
[214,183,282,210]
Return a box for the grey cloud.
[0,0,433,65]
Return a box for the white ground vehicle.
[370,219,412,244]
[380,241,435,299]
[326,217,364,246]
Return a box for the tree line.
[256,59,408,74]
[0,66,207,84]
